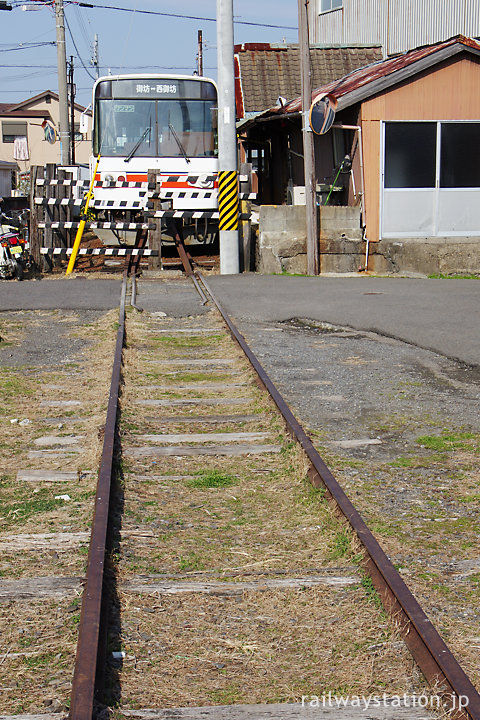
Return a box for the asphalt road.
[208,275,480,368]
[1,274,479,367]
[0,277,121,311]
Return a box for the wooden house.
[240,36,480,260]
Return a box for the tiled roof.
[0,109,51,118]
[234,43,383,117]
[0,104,15,113]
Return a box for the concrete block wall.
[256,204,480,275]
[257,204,364,274]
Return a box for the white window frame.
[380,120,480,238]
[320,0,342,13]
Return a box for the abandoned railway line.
[0,267,479,720]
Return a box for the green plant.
[330,530,351,559]
[416,432,475,452]
[178,552,205,571]
[187,470,237,489]
[360,574,382,608]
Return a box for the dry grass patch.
[323,427,480,693]
[115,587,425,709]
[0,596,80,714]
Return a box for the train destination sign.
[96,78,216,101]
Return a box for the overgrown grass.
[360,574,383,609]
[428,273,480,279]
[165,372,234,383]
[148,335,223,349]
[0,488,67,526]
[0,371,35,401]
[329,530,351,560]
[416,431,476,452]
[187,470,238,489]
[178,551,206,571]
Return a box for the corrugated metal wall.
[344,0,388,50]
[313,0,480,53]
[313,9,343,45]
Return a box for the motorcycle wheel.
[14,261,24,281]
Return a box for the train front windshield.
[94,78,218,159]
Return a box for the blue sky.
[1,0,298,107]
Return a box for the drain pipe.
[363,226,370,272]
[332,123,369,270]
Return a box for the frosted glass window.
[440,123,480,188]
[384,122,436,188]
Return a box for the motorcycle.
[0,210,30,280]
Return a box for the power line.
[72,3,93,52]
[64,11,96,79]
[16,0,298,30]
[0,64,215,69]
[0,41,56,52]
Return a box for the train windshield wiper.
[169,123,191,164]
[124,126,151,163]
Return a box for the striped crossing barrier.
[34,198,145,208]
[38,222,155,230]
[36,179,90,187]
[148,190,216,201]
[147,191,255,202]
[144,210,219,220]
[93,181,148,188]
[40,247,159,256]
[36,179,149,189]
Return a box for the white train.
[90,74,219,243]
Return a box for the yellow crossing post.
[65,154,101,275]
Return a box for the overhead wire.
[2,69,56,81]
[0,64,214,69]
[64,11,96,79]
[73,4,93,52]
[14,0,298,29]
[0,41,56,52]
[74,2,298,29]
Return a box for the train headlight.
[104,174,114,184]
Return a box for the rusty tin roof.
[276,35,480,116]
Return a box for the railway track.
[0,257,479,720]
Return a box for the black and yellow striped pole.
[216,0,239,274]
[218,170,239,231]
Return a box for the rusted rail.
[67,261,480,720]
[68,271,127,720]
[196,271,480,720]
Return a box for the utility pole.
[92,34,100,79]
[68,56,76,165]
[298,0,319,275]
[55,0,70,166]
[216,0,239,274]
[197,30,203,76]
